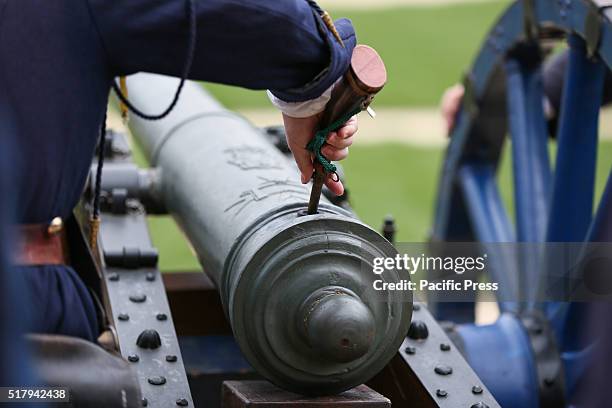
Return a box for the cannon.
[123,74,412,395]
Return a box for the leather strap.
[15,224,68,266]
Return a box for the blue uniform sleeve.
[87,0,356,102]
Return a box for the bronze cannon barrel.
[126,74,412,395]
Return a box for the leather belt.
[15,217,69,266]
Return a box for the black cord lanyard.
[90,0,196,250]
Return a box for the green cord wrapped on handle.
[306,107,361,174]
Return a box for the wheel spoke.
[546,34,605,242]
[505,51,552,243]
[504,47,553,308]
[542,34,606,348]
[459,163,518,312]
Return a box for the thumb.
[292,147,314,184]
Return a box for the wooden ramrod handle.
[307,45,387,215]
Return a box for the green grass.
[203,2,510,109]
[146,141,612,271]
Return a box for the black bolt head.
[440,343,451,351]
[404,346,416,355]
[176,399,189,406]
[166,355,178,362]
[471,403,489,408]
[108,273,119,282]
[142,398,148,407]
[147,376,166,386]
[118,313,129,321]
[146,272,155,282]
[129,294,147,303]
[156,313,168,321]
[127,354,139,363]
[436,389,447,398]
[413,303,421,311]
[407,320,429,340]
[472,385,483,394]
[136,329,162,349]
[434,365,453,376]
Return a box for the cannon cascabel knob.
[300,287,375,363]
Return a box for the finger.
[325,176,344,196]
[326,133,354,149]
[289,146,314,183]
[321,146,349,161]
[336,116,358,139]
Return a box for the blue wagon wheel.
[430,1,612,406]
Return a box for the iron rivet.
[471,403,489,408]
[108,273,119,282]
[404,346,416,355]
[118,313,129,321]
[434,365,453,376]
[142,398,148,407]
[147,376,166,386]
[129,294,147,303]
[128,354,139,363]
[176,398,189,406]
[436,389,447,398]
[472,385,483,394]
[136,329,162,349]
[440,343,451,351]
[156,313,168,321]
[407,320,429,340]
[413,304,420,311]
[166,355,178,362]
[146,272,155,282]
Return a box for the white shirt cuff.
[267,80,338,118]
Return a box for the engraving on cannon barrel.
[225,176,308,215]
[225,146,282,170]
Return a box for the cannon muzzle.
[126,74,412,395]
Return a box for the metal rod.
[307,163,325,214]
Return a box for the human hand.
[282,112,358,196]
[440,84,465,135]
